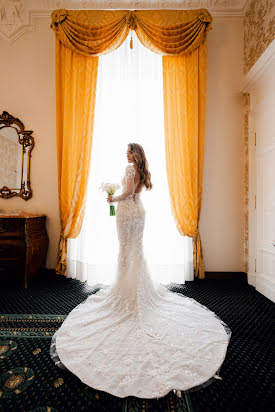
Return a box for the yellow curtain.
[51,9,212,56]
[51,8,212,277]
[55,40,98,275]
[163,42,207,279]
[51,10,130,56]
[134,10,212,56]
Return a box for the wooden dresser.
[0,213,49,288]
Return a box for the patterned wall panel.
[244,0,275,74]
[243,94,249,273]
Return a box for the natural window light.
[67,32,193,285]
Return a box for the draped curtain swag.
[51,8,212,279]
[51,9,212,56]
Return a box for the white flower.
[100,182,120,195]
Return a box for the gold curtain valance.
[51,9,212,57]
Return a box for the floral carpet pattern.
[0,312,190,411]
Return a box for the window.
[67,33,193,285]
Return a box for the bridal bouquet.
[100,183,120,216]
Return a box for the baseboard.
[205,272,247,281]
[256,273,275,303]
[39,268,57,277]
[247,272,256,287]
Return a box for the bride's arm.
[111,166,135,202]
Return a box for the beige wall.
[0,19,59,268]
[0,16,244,272]
[200,17,244,272]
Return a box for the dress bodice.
[121,165,143,201]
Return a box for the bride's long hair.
[128,143,153,190]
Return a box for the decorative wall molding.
[0,0,252,44]
[0,0,50,43]
[41,0,252,15]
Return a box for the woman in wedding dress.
[50,143,231,399]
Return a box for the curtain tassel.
[130,30,133,49]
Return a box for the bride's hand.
[107,195,113,203]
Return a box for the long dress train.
[50,164,231,399]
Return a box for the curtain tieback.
[56,234,68,275]
[51,9,67,27]
[193,232,200,241]
[198,10,212,23]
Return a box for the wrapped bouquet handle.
[109,201,116,216]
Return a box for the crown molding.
[241,38,275,92]
[0,0,251,44]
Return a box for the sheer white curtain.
[67,32,193,285]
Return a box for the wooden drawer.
[0,219,24,238]
[0,260,23,275]
[25,217,47,242]
[0,214,49,287]
[0,240,25,259]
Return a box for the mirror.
[0,111,34,200]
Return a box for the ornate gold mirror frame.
[0,111,34,200]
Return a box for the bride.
[50,143,231,399]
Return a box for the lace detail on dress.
[50,163,231,399]
[112,164,137,202]
[125,163,135,179]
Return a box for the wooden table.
[0,213,49,288]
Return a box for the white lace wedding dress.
[50,164,231,399]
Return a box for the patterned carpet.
[0,272,274,412]
[0,314,66,338]
[0,333,187,411]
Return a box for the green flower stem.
[110,205,116,216]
